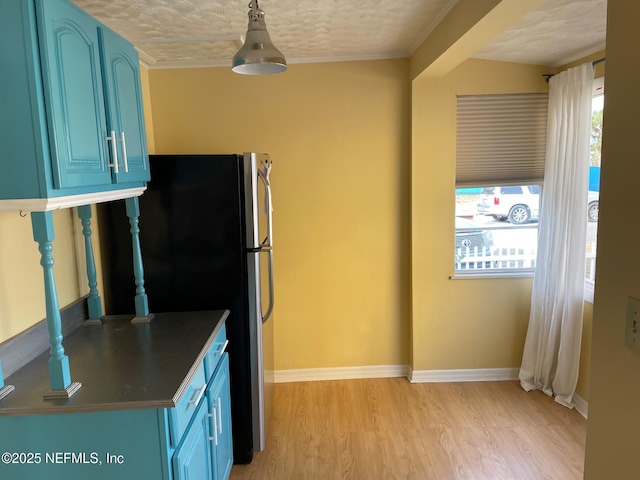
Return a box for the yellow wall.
[0,209,81,344]
[139,66,156,154]
[146,60,412,370]
[584,1,640,477]
[411,58,551,371]
[143,53,598,382]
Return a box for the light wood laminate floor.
[230,378,586,480]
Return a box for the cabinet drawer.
[169,362,207,448]
[204,324,228,382]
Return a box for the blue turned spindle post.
[77,205,103,325]
[125,197,151,323]
[31,212,81,398]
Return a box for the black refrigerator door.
[102,154,245,313]
[99,154,256,464]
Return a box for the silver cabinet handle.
[207,412,218,445]
[216,339,229,355]
[120,132,129,172]
[189,384,207,407]
[106,131,119,173]
[217,397,222,434]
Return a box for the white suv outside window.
[476,185,541,224]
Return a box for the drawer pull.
[189,384,207,407]
[218,339,229,355]
[216,339,229,355]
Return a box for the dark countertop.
[0,310,229,416]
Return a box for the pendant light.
[232,0,287,75]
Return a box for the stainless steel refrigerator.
[100,152,275,464]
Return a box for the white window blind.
[456,93,549,187]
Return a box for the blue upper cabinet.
[99,27,149,185]
[37,0,112,190]
[0,0,149,211]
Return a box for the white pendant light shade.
[232,1,287,75]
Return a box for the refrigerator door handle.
[258,161,274,248]
[262,249,275,324]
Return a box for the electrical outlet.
[625,297,640,353]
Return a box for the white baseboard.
[273,365,409,383]
[573,393,588,419]
[409,367,520,383]
[272,365,589,418]
[273,365,520,384]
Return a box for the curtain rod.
[543,57,605,83]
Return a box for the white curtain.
[519,62,595,408]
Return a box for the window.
[454,93,548,275]
[455,185,540,274]
[585,78,604,300]
[454,87,603,279]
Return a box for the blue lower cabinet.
[208,354,233,480]
[174,354,233,480]
[0,333,233,480]
[174,353,233,480]
[0,408,173,480]
[173,399,213,480]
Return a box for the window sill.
[450,270,535,280]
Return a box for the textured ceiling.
[70,0,607,69]
[71,0,459,68]
[472,0,607,66]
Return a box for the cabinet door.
[99,26,150,184]
[208,354,233,480]
[36,0,113,189]
[173,399,214,480]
